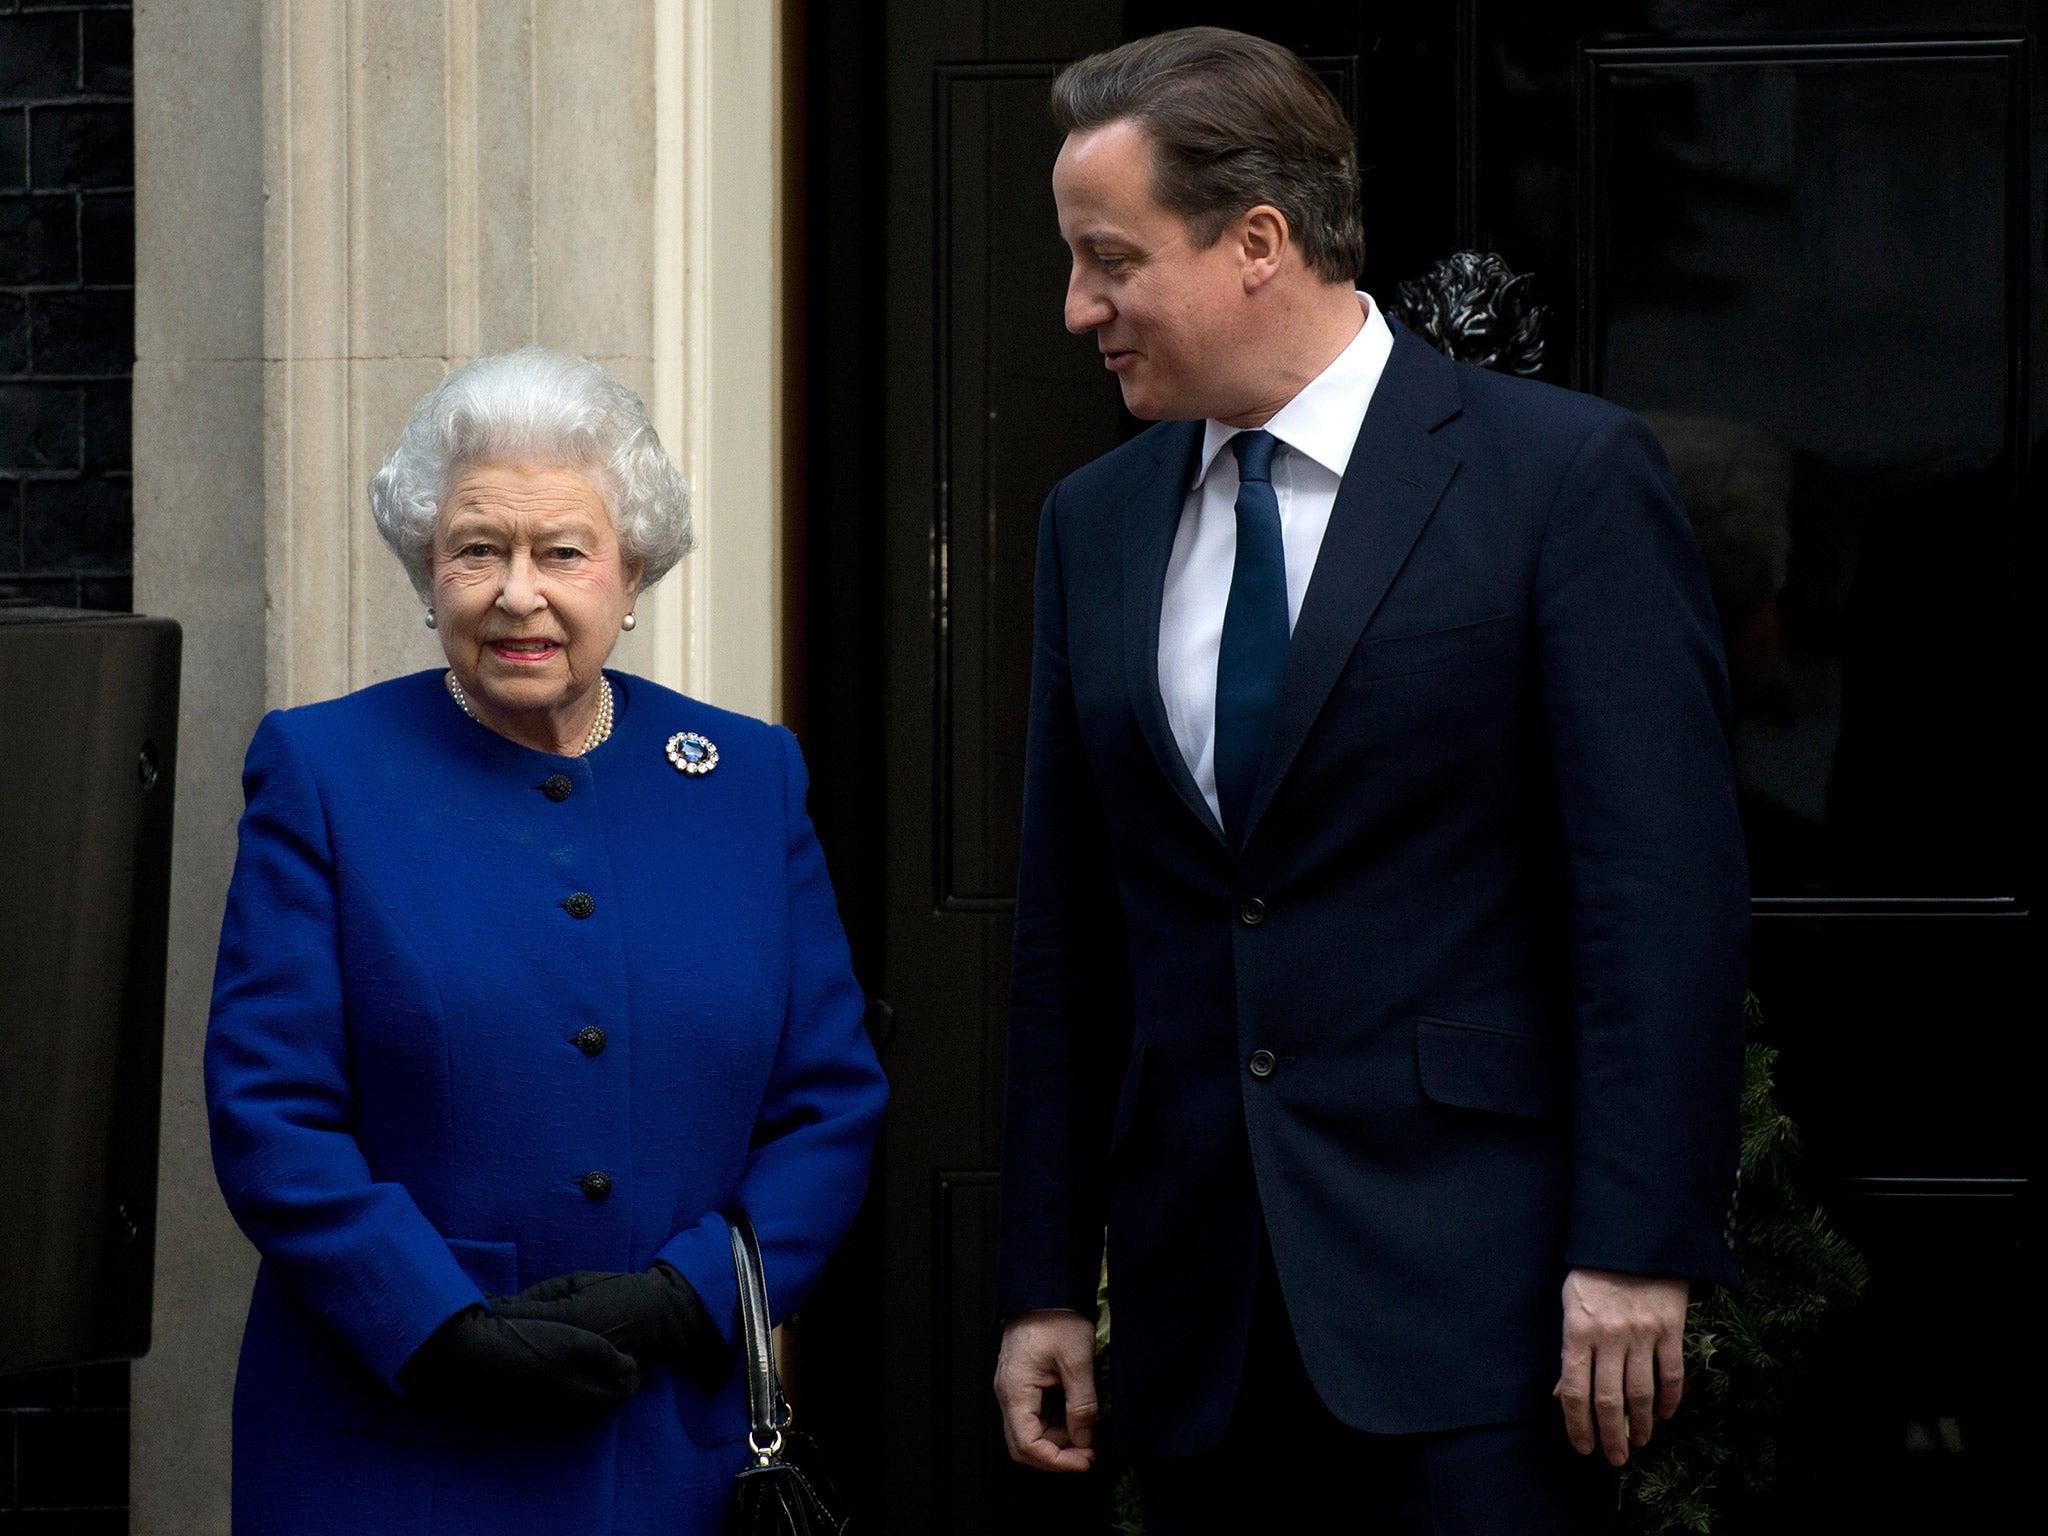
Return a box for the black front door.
[804,4,2039,1531]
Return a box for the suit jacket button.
[542,774,573,802]
[1248,1049,1276,1079]
[574,1026,606,1056]
[580,1170,612,1201]
[1238,898,1266,927]
[564,891,596,919]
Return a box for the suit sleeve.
[995,487,1134,1319]
[1534,411,1748,1289]
[205,712,486,1386]
[655,725,889,1343]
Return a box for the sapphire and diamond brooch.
[665,732,719,775]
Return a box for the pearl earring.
[424,608,437,630]
[621,612,637,632]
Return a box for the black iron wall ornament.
[1390,251,1550,378]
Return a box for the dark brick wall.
[2,13,137,1530]
[0,1365,128,1535]
[1,0,133,613]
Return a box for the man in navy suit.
[991,27,1748,1534]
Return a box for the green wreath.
[1616,996,1869,1532]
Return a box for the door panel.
[1473,9,2036,1523]
[807,3,2038,1530]
[877,11,1124,1530]
[1586,40,2025,900]
[935,63,1126,909]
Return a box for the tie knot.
[1231,429,1279,485]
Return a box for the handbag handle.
[728,1211,790,1460]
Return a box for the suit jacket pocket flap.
[1354,613,1510,681]
[1414,1017,1564,1120]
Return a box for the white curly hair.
[369,347,693,598]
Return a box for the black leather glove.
[490,1263,726,1386]
[398,1305,640,1425]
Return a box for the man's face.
[1053,119,1253,421]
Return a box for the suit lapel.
[1241,327,1464,844]
[1121,421,1228,846]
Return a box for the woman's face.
[430,463,642,752]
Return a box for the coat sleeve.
[205,712,486,1386]
[993,487,1134,1320]
[1533,410,1749,1289]
[655,725,888,1342]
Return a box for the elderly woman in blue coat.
[205,347,888,1534]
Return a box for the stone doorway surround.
[130,2,792,1528]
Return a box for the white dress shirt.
[1158,293,1395,821]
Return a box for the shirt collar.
[1193,292,1394,487]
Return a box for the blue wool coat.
[205,669,887,1535]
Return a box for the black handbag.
[728,1212,854,1536]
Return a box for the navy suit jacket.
[995,323,1748,1454]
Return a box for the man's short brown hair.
[1050,27,1365,284]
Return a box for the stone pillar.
[131,3,266,1527]
[130,2,788,1527]
[661,0,789,719]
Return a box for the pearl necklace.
[445,671,614,755]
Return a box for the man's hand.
[1554,1267,1688,1465]
[995,1309,1099,1472]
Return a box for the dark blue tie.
[1214,429,1289,845]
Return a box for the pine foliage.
[1618,997,1870,1532]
